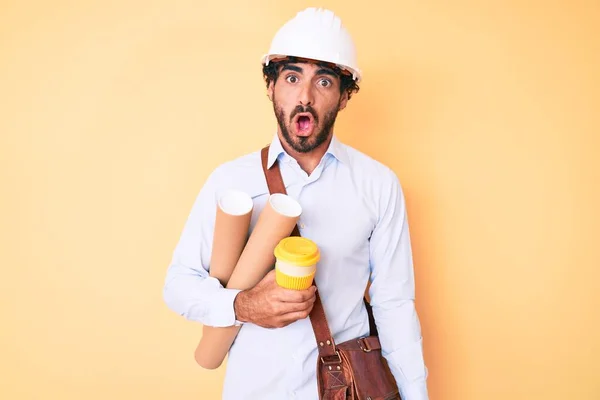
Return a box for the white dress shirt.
[163,133,429,399]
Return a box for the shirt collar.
[266,133,349,168]
[267,133,286,168]
[326,134,349,165]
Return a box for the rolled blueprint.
[225,193,303,290]
[209,189,254,287]
[195,193,302,369]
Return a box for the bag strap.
[260,146,377,360]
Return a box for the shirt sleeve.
[162,169,243,328]
[368,168,429,400]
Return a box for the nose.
[298,80,314,106]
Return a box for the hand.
[233,269,317,329]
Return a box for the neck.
[278,133,333,176]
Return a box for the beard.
[273,98,340,154]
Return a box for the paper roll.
[195,193,302,369]
[209,190,254,287]
[226,193,302,290]
[199,190,253,366]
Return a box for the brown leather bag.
[261,146,402,400]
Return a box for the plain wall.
[1,1,598,399]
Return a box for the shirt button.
[299,223,306,229]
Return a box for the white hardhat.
[261,8,362,83]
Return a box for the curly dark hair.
[262,56,360,100]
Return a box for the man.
[163,7,429,400]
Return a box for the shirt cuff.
[398,379,429,400]
[200,281,242,327]
[385,338,429,400]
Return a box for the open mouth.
[294,113,315,136]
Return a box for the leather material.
[261,146,402,400]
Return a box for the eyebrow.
[281,64,303,74]
[280,64,339,80]
[315,67,338,79]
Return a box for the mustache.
[289,105,318,123]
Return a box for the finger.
[278,286,317,303]
[265,268,276,279]
[260,269,277,284]
[278,298,315,314]
[280,309,312,324]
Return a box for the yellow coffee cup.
[274,236,320,290]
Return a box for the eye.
[318,78,332,88]
[285,75,299,84]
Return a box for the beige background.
[1,1,599,399]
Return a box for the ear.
[267,80,274,102]
[338,90,349,111]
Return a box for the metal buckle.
[320,351,342,365]
[358,337,372,353]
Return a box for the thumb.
[262,268,277,283]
